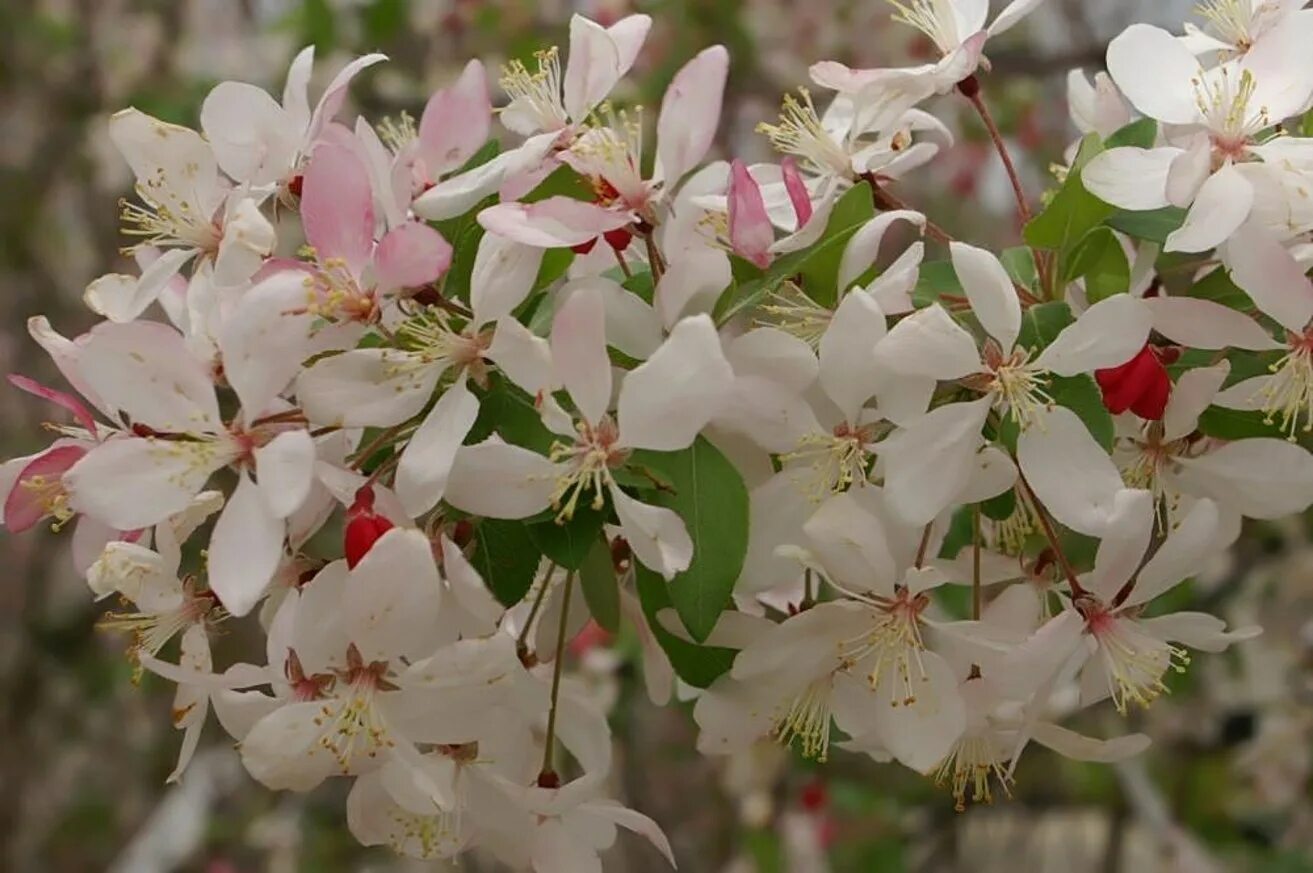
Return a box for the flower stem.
[1016,468,1088,599]
[517,561,558,656]
[959,78,1031,225]
[914,522,934,568]
[539,570,576,784]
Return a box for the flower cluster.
[6,0,1313,865]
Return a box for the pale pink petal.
[416,59,492,177]
[780,156,814,227]
[1030,723,1150,762]
[586,801,675,869]
[65,437,228,530]
[655,46,729,186]
[871,304,982,381]
[79,320,221,433]
[564,15,623,122]
[1163,362,1230,441]
[219,271,317,419]
[108,108,224,215]
[395,379,481,517]
[552,283,613,425]
[1017,406,1125,536]
[606,14,653,74]
[1081,149,1179,211]
[1165,134,1212,207]
[654,246,731,328]
[616,314,734,450]
[1105,25,1204,125]
[296,348,442,427]
[486,317,558,397]
[477,197,630,248]
[952,241,1022,352]
[1164,164,1253,253]
[1033,294,1152,376]
[444,440,557,519]
[301,140,375,274]
[1126,498,1219,607]
[254,429,317,519]
[200,81,300,187]
[880,397,991,525]
[27,316,108,417]
[725,328,819,392]
[4,444,86,533]
[412,132,558,222]
[819,290,887,424]
[988,0,1046,35]
[281,46,315,133]
[373,222,452,293]
[609,486,693,580]
[1145,296,1280,351]
[305,53,388,145]
[208,473,285,617]
[343,528,442,661]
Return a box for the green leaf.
[1189,267,1254,311]
[578,539,620,632]
[1106,207,1187,244]
[1025,135,1114,264]
[1017,301,1074,351]
[634,565,737,687]
[1197,406,1287,440]
[533,248,574,294]
[1066,226,1130,303]
[468,374,555,454]
[1103,118,1158,150]
[529,505,607,570]
[628,437,749,641]
[981,489,1016,521]
[1000,246,1039,293]
[1051,374,1115,450]
[911,259,961,308]
[472,520,541,606]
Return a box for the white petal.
[819,290,887,424]
[66,437,229,530]
[220,271,316,419]
[872,651,966,774]
[200,81,299,186]
[552,282,612,425]
[1087,489,1153,601]
[563,14,623,122]
[880,397,991,526]
[655,46,729,186]
[1165,134,1212,207]
[1175,439,1313,519]
[254,429,316,519]
[1137,612,1260,653]
[726,328,819,393]
[395,379,481,518]
[1033,294,1151,376]
[1162,362,1230,441]
[411,133,557,221]
[1016,406,1124,536]
[737,471,813,596]
[444,440,557,519]
[952,241,1021,352]
[838,211,925,292]
[296,348,441,428]
[1126,498,1219,607]
[1030,723,1150,762]
[610,486,693,580]
[616,315,733,451]
[1081,147,1179,211]
[1105,25,1204,125]
[802,491,897,594]
[1221,221,1313,332]
[871,304,981,380]
[486,317,559,397]
[1164,165,1253,253]
[1145,296,1279,352]
[80,320,221,433]
[343,528,443,661]
[240,701,337,791]
[469,234,544,328]
[654,246,731,328]
[209,474,284,617]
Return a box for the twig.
[539,571,576,783]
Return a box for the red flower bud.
[1095,344,1171,421]
[571,237,599,255]
[344,485,394,569]
[603,227,633,252]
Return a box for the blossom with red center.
[1095,344,1171,420]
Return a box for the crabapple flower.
[1082,22,1313,252]
[445,287,733,578]
[1180,0,1313,57]
[200,46,386,190]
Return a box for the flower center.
[549,416,627,521]
[319,644,399,773]
[754,281,832,349]
[889,0,959,55]
[18,473,75,531]
[1194,65,1265,144]
[570,105,651,210]
[1261,328,1313,440]
[782,422,873,500]
[1195,0,1256,51]
[119,192,221,255]
[397,309,489,368]
[1083,603,1190,714]
[978,343,1053,428]
[302,257,378,323]
[499,47,569,131]
[934,732,1013,812]
[772,675,836,762]
[842,590,931,705]
[756,88,852,177]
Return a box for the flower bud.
[344,485,394,569]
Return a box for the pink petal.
[477,196,630,248]
[727,160,773,269]
[305,53,388,146]
[780,157,813,228]
[5,444,86,533]
[301,141,376,275]
[373,222,453,292]
[8,374,98,437]
[655,45,729,186]
[417,59,492,180]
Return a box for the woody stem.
[539,570,576,781]
[1016,468,1088,598]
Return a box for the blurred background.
[2,1,1312,871]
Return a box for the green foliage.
[630,437,750,641]
[911,259,962,308]
[1024,135,1114,283]
[1106,207,1187,243]
[1066,226,1130,302]
[471,519,542,606]
[578,539,620,632]
[1017,300,1075,350]
[1104,117,1158,149]
[468,374,556,454]
[634,565,738,688]
[529,504,607,570]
